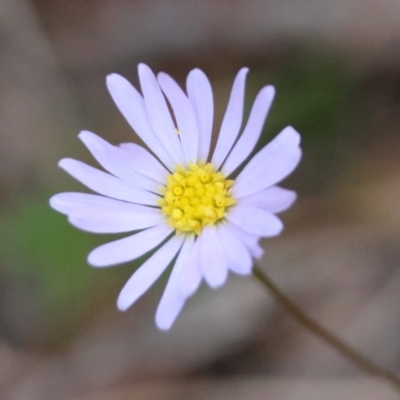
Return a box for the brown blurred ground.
[1,1,400,399]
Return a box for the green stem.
[253,265,400,394]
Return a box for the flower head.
[50,64,302,330]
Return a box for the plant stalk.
[252,264,400,394]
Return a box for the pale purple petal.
[59,158,159,205]
[229,224,264,259]
[88,224,173,267]
[158,72,198,163]
[117,235,184,311]
[218,224,253,275]
[237,186,297,214]
[186,68,213,161]
[221,85,275,176]
[50,192,129,215]
[106,73,175,169]
[79,131,160,193]
[212,68,249,169]
[200,226,228,288]
[232,127,302,198]
[51,194,167,236]
[248,242,264,259]
[155,236,195,330]
[227,206,283,237]
[119,142,169,183]
[178,237,202,297]
[138,64,185,165]
[68,205,163,234]
[236,125,301,183]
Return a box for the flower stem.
[252,264,400,393]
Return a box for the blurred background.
[1,0,400,399]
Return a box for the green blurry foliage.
[0,198,124,348]
[0,201,94,308]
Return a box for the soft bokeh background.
[1,1,400,399]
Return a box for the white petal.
[222,86,275,176]
[236,125,301,183]
[248,243,264,259]
[178,236,202,297]
[227,206,283,237]
[50,192,127,215]
[117,235,184,311]
[106,73,175,169]
[119,142,169,183]
[138,64,185,165]
[79,131,160,193]
[158,72,198,163]
[51,194,166,235]
[59,158,158,206]
[68,205,163,234]
[155,237,195,330]
[88,224,172,267]
[229,224,264,259]
[212,68,249,169]
[218,224,252,275]
[200,226,228,288]
[186,68,213,161]
[233,126,301,198]
[237,186,297,214]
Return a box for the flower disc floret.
[158,163,236,235]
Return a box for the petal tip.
[157,71,167,79]
[48,194,59,210]
[78,130,93,141]
[288,126,302,144]
[138,63,152,75]
[105,73,124,89]
[106,73,119,81]
[240,67,250,75]
[274,220,284,236]
[117,298,129,312]
[209,281,225,289]
[206,274,227,289]
[87,251,106,268]
[188,68,207,80]
[155,317,172,331]
[265,85,276,97]
[58,158,71,169]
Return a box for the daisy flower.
[50,64,302,330]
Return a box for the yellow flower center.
[158,163,236,235]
